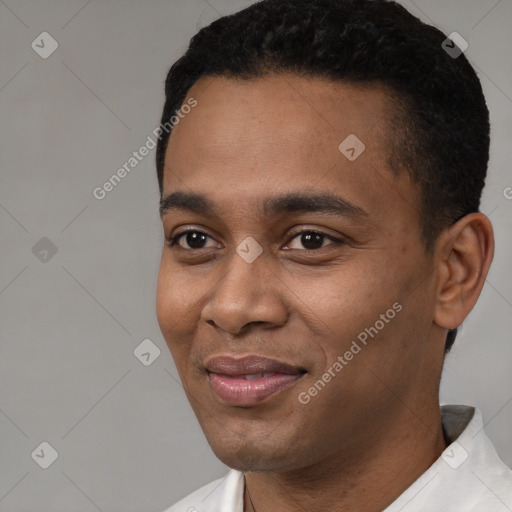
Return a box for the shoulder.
[387,405,512,512]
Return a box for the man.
[154,0,512,510]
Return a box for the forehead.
[162,73,415,224]
[165,73,391,162]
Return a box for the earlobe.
[433,213,494,330]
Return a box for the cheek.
[156,257,198,338]
[289,265,386,332]
[287,259,410,373]
[156,266,198,377]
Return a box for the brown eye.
[284,230,342,250]
[168,230,219,250]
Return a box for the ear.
[433,213,494,330]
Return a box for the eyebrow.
[159,191,368,220]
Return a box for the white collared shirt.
[163,405,512,511]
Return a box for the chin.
[204,428,302,473]
[213,446,290,473]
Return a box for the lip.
[205,355,307,406]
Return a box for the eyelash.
[166,229,344,251]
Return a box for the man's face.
[156,74,442,472]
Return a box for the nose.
[200,248,288,335]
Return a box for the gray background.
[0,0,511,511]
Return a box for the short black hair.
[155,0,490,353]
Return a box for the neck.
[244,404,447,512]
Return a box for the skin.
[156,73,494,512]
